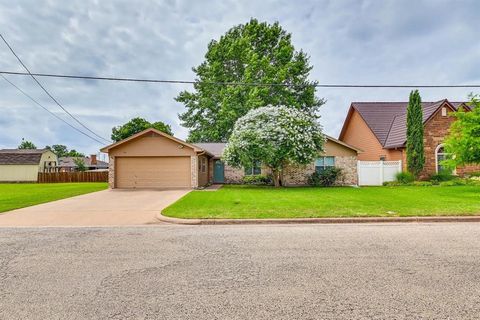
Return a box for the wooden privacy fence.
[38,171,108,183]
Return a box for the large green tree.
[223,106,324,187]
[18,139,37,149]
[443,95,480,167]
[111,117,173,142]
[406,90,425,178]
[176,18,323,142]
[45,144,84,157]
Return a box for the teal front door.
[213,160,225,183]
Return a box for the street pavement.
[1,223,480,319]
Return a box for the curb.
[156,212,480,225]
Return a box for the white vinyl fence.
[357,160,402,186]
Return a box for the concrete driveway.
[0,189,190,227]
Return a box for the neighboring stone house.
[196,135,361,186]
[0,149,58,182]
[58,155,109,172]
[339,99,480,179]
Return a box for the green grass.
[163,185,480,219]
[0,183,108,213]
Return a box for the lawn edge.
[156,212,480,225]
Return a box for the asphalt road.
[1,223,480,319]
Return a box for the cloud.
[0,0,478,154]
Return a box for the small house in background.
[58,154,109,172]
[0,149,58,182]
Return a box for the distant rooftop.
[0,148,49,165]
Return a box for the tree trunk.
[272,169,282,187]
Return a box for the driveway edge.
[156,213,480,225]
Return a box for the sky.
[0,0,479,155]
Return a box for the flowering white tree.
[223,106,324,187]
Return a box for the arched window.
[435,144,448,173]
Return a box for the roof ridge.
[383,114,401,147]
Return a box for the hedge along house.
[101,128,361,189]
[339,99,480,179]
[0,149,58,182]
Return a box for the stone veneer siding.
[224,165,246,184]
[283,156,358,186]
[191,156,198,188]
[108,156,115,188]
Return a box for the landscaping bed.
[162,185,480,219]
[0,183,108,213]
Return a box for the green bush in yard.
[395,172,414,184]
[430,171,456,183]
[467,179,480,186]
[383,181,404,187]
[468,172,480,177]
[242,174,272,185]
[411,181,433,187]
[308,167,342,187]
[440,179,467,187]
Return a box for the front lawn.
[0,183,108,213]
[163,185,480,219]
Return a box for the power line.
[0,34,111,143]
[1,74,107,145]
[1,70,480,88]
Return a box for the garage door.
[115,157,191,189]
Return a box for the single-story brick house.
[100,128,361,189]
[0,149,58,182]
[58,155,109,172]
[339,99,480,179]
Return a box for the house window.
[315,156,335,173]
[199,157,207,173]
[244,161,261,175]
[435,144,453,173]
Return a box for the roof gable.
[100,128,203,153]
[341,100,466,149]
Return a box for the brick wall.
[419,107,454,179]
[417,107,480,179]
[283,156,358,186]
[457,164,480,176]
[224,165,244,183]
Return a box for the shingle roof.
[193,143,226,158]
[58,157,109,168]
[349,100,465,149]
[0,149,47,165]
[194,135,361,157]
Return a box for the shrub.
[411,181,433,187]
[466,178,480,186]
[308,167,343,187]
[395,172,414,184]
[242,174,272,185]
[383,181,404,187]
[430,171,455,182]
[439,179,467,187]
[468,172,480,177]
